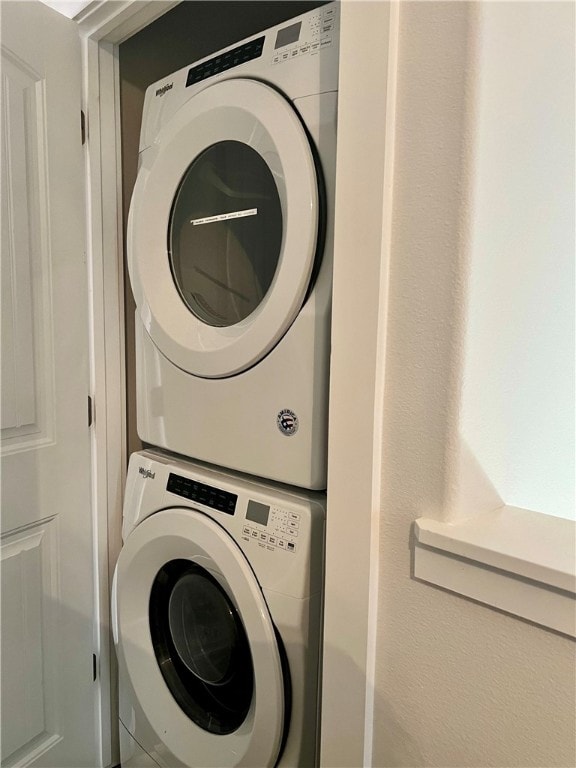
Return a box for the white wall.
[39,0,92,19]
[372,3,576,766]
[461,1,575,521]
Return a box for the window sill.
[414,507,576,637]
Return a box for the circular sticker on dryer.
[277,409,299,436]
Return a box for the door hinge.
[88,395,94,427]
[81,110,87,145]
[92,653,98,681]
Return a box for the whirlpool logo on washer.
[138,467,155,479]
[277,409,299,436]
[155,82,173,97]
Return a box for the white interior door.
[0,2,100,766]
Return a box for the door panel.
[0,51,53,445]
[0,2,99,766]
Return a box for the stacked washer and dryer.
[113,4,339,766]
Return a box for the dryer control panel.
[183,4,337,89]
[272,4,337,65]
[139,1,339,153]
[185,37,265,88]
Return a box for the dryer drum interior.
[149,558,254,734]
[168,140,284,328]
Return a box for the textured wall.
[460,2,575,520]
[372,3,576,766]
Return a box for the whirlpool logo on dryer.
[139,467,155,479]
[155,82,173,97]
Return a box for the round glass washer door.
[128,78,319,379]
[149,559,254,736]
[114,507,286,767]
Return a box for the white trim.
[362,3,400,764]
[414,508,576,638]
[76,0,179,44]
[321,3,397,766]
[75,4,180,765]
[81,31,124,768]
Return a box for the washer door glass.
[149,559,254,735]
[169,141,283,327]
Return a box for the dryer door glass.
[149,559,254,735]
[169,140,283,327]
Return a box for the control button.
[321,37,332,48]
[286,524,299,536]
[251,530,258,538]
[259,533,267,541]
[289,512,300,521]
[269,536,277,545]
[243,526,250,536]
[287,542,296,552]
[277,540,286,549]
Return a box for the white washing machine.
[112,450,325,767]
[127,4,339,490]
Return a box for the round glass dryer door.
[169,141,283,328]
[128,78,319,378]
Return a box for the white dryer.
[112,450,325,767]
[127,4,339,489]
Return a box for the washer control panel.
[166,472,304,555]
[242,500,302,554]
[166,472,237,515]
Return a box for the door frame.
[76,2,398,766]
[76,4,179,765]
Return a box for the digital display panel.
[246,500,270,526]
[274,22,301,50]
[186,37,265,88]
[166,473,237,515]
